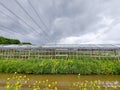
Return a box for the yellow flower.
[55,87,57,90]
[97,86,100,88]
[23,75,26,78]
[25,81,28,84]
[6,84,10,88]
[27,78,30,81]
[35,81,38,83]
[19,76,22,78]
[14,72,17,74]
[55,81,57,84]
[48,84,51,87]
[28,85,31,88]
[46,79,48,82]
[43,80,45,83]
[7,78,10,81]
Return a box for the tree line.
[0,36,31,45]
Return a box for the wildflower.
[97,86,100,88]
[55,81,57,84]
[25,81,28,84]
[112,86,117,89]
[46,79,48,82]
[43,80,45,83]
[38,81,41,84]
[27,78,30,81]
[16,76,18,79]
[35,81,38,83]
[19,76,22,78]
[28,85,31,88]
[6,82,10,89]
[48,84,51,88]
[55,87,57,90]
[7,78,10,81]
[14,72,17,74]
[6,84,10,89]
[23,75,26,78]
[73,83,76,86]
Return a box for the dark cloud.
[0,0,120,44]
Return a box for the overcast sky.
[0,0,120,44]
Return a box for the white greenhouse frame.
[0,44,120,60]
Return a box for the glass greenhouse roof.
[0,44,120,49]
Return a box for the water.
[0,73,120,90]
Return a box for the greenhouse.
[0,44,120,60]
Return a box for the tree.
[0,36,31,45]
[21,42,32,45]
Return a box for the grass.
[0,59,120,75]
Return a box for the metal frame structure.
[0,44,120,60]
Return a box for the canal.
[0,73,120,90]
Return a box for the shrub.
[0,59,120,75]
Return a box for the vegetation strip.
[0,36,31,44]
[0,59,120,75]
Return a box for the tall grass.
[0,59,120,75]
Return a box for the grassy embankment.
[0,59,120,75]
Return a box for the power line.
[28,0,53,43]
[0,29,23,40]
[0,1,49,44]
[0,10,26,38]
[28,0,49,31]
[0,31,12,38]
[0,25,26,38]
[14,0,50,42]
[0,10,47,44]
[0,10,30,35]
[0,25,42,44]
[0,2,48,41]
